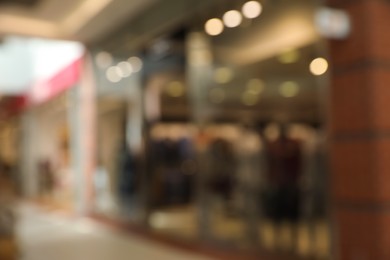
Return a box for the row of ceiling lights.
[208,79,300,106]
[95,51,143,83]
[205,1,262,36]
[165,77,301,105]
[98,53,327,105]
[202,0,329,77]
[158,53,329,103]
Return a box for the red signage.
[29,57,83,105]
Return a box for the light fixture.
[241,91,259,106]
[128,56,143,72]
[106,66,122,83]
[205,18,224,36]
[117,61,133,77]
[246,78,264,94]
[242,1,262,19]
[166,81,185,97]
[310,57,328,76]
[279,81,299,97]
[214,67,234,84]
[95,51,112,69]
[278,49,300,64]
[223,10,243,28]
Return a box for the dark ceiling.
[0,0,39,6]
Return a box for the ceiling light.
[246,78,264,94]
[278,49,300,64]
[95,51,112,68]
[106,66,122,83]
[242,1,262,19]
[166,81,184,97]
[310,57,328,76]
[214,67,233,84]
[128,56,143,72]
[241,92,259,106]
[223,10,243,28]
[117,61,133,77]
[205,18,224,36]
[279,81,299,97]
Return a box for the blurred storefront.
[0,97,26,195]
[90,0,331,259]
[91,51,144,220]
[0,0,387,259]
[15,39,90,211]
[23,94,72,207]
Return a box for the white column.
[68,54,97,214]
[19,110,40,198]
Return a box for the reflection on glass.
[213,67,233,84]
[166,81,185,97]
[246,78,265,94]
[278,49,300,64]
[241,91,259,106]
[279,81,300,98]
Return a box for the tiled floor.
[16,205,211,260]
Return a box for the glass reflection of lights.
[127,56,143,72]
[242,1,262,19]
[310,57,328,76]
[214,67,233,84]
[205,18,224,36]
[279,81,300,97]
[166,81,185,97]
[241,91,259,106]
[246,78,265,94]
[95,51,112,69]
[209,88,226,104]
[278,49,300,64]
[223,10,243,28]
[106,66,122,83]
[117,61,133,78]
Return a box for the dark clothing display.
[117,146,138,198]
[266,137,302,187]
[38,160,54,196]
[208,138,236,200]
[262,185,300,222]
[150,138,195,206]
[264,136,302,222]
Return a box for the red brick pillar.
[328,0,390,259]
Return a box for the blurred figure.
[38,159,54,198]
[94,158,116,213]
[117,141,139,216]
[208,137,237,214]
[263,124,302,250]
[0,161,18,260]
[235,124,263,244]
